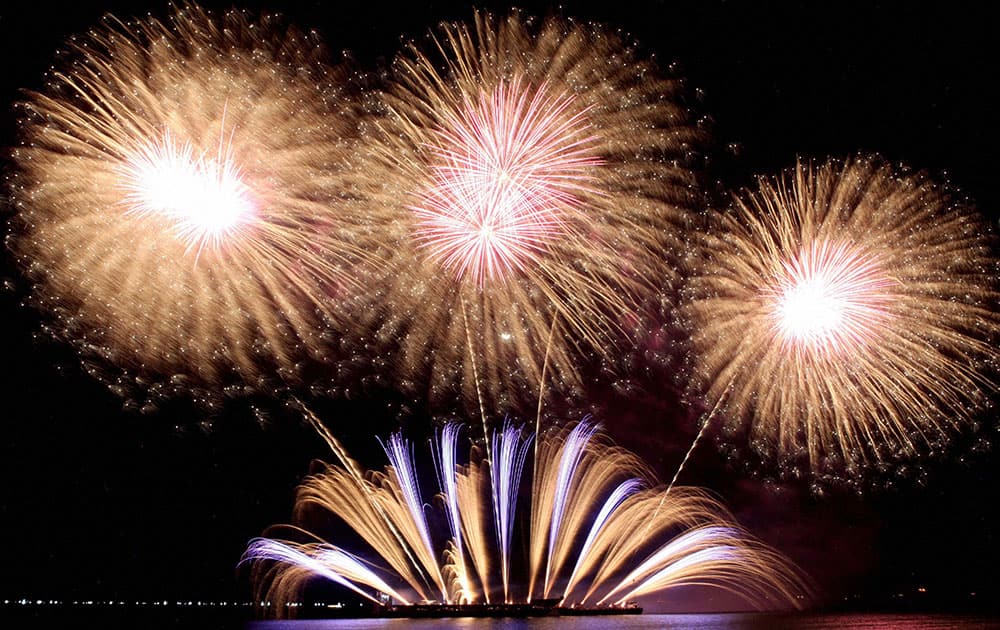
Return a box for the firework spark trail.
[242,538,410,605]
[243,419,809,613]
[489,420,533,602]
[361,10,702,411]
[572,485,740,602]
[600,528,742,604]
[527,419,646,599]
[298,402,435,598]
[294,462,436,603]
[536,426,658,600]
[527,418,563,600]
[454,455,494,603]
[539,421,599,598]
[561,478,644,599]
[10,4,380,398]
[380,434,448,602]
[431,424,474,602]
[597,527,804,607]
[684,156,1000,472]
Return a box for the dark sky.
[1,0,997,615]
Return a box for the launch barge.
[375,599,642,618]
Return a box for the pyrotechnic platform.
[375,599,642,618]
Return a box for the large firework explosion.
[684,156,999,473]
[8,4,379,402]
[242,418,809,612]
[359,11,702,412]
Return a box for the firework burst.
[684,157,1000,472]
[8,4,378,399]
[412,76,601,285]
[242,418,809,613]
[360,11,702,410]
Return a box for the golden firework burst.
[10,4,379,398]
[684,156,1000,471]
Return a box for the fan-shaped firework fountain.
[360,11,702,411]
[242,418,809,613]
[684,157,999,471]
[8,4,378,401]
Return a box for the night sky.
[1,0,997,616]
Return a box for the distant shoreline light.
[0,598,355,608]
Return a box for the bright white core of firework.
[777,274,846,343]
[121,134,255,250]
[770,240,891,352]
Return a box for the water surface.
[250,613,1000,630]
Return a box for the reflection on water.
[248,613,1000,630]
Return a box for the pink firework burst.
[767,240,894,356]
[364,11,701,409]
[411,78,602,284]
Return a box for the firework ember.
[684,157,1000,471]
[361,11,702,410]
[9,5,377,397]
[241,418,809,612]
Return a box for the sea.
[5,611,1000,629]
[250,614,1000,630]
